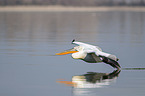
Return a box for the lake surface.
[0,10,145,96]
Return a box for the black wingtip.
[72,39,75,43]
[100,56,121,70]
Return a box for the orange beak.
[56,81,76,87]
[55,49,78,55]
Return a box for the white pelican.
[56,40,121,69]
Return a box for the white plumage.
[56,40,120,69]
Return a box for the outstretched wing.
[71,40,120,69]
[72,40,102,51]
[72,40,119,61]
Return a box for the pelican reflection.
[57,69,120,88]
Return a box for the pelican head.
[56,46,86,59]
[74,46,84,51]
[55,46,82,55]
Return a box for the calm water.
[0,11,145,96]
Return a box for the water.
[0,10,145,96]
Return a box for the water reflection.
[57,69,120,88]
[0,12,145,43]
[72,69,120,88]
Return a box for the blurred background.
[0,0,145,6]
[0,0,145,96]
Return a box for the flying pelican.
[56,40,121,69]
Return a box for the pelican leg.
[99,56,121,69]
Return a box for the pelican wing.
[85,49,118,62]
[71,40,118,61]
[96,52,119,61]
[72,40,102,51]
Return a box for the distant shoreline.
[0,6,145,12]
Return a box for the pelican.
[56,40,121,69]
